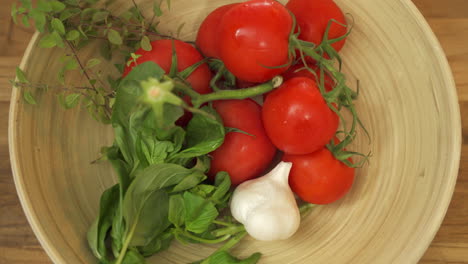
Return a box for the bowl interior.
[9,0,461,263]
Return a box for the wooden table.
[0,0,467,263]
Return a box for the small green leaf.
[36,0,52,12]
[92,11,109,22]
[64,0,79,6]
[81,8,97,19]
[39,33,56,48]
[60,8,81,21]
[51,18,65,35]
[21,15,30,27]
[50,0,66,12]
[65,94,81,109]
[86,58,101,69]
[184,192,218,234]
[52,31,64,48]
[11,3,18,24]
[23,91,37,105]
[16,67,29,83]
[108,29,123,45]
[166,0,171,10]
[30,10,46,33]
[119,11,133,21]
[66,30,80,41]
[153,0,163,17]
[19,0,32,10]
[141,36,152,51]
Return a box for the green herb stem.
[176,229,231,244]
[192,76,283,108]
[115,218,139,264]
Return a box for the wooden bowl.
[9,0,461,263]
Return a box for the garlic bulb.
[230,162,300,241]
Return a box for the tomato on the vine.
[209,99,276,185]
[196,3,238,58]
[262,77,338,155]
[218,0,293,83]
[286,0,348,52]
[123,39,212,95]
[283,148,355,204]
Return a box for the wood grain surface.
[0,0,466,263]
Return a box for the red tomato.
[196,3,238,58]
[282,64,334,92]
[218,0,292,83]
[123,39,212,95]
[209,99,276,185]
[262,77,338,154]
[286,0,347,53]
[283,148,355,204]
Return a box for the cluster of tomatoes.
[125,0,357,205]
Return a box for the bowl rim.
[8,1,462,263]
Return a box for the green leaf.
[112,61,165,126]
[64,0,79,6]
[138,231,173,257]
[122,163,197,246]
[52,31,64,48]
[23,90,37,105]
[92,11,109,22]
[212,172,231,203]
[171,171,206,193]
[21,15,30,27]
[173,106,225,159]
[51,18,65,35]
[108,29,123,45]
[86,58,101,69]
[66,30,80,41]
[50,0,66,12]
[36,0,52,12]
[16,67,29,83]
[30,9,46,33]
[87,185,119,261]
[198,251,262,264]
[19,0,32,10]
[64,93,81,109]
[11,3,18,24]
[122,248,145,264]
[184,192,218,234]
[140,36,152,51]
[39,33,56,48]
[153,0,163,17]
[60,8,81,21]
[168,194,185,227]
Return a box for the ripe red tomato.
[282,64,335,92]
[262,77,338,155]
[123,39,212,95]
[218,0,292,83]
[196,3,238,58]
[283,148,355,204]
[209,99,276,185]
[286,0,348,52]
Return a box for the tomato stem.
[192,76,283,108]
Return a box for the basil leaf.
[121,248,145,264]
[197,251,262,264]
[122,164,197,246]
[112,62,165,126]
[138,231,174,257]
[87,184,119,261]
[168,194,185,227]
[184,192,218,234]
[173,106,224,159]
[171,171,206,193]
